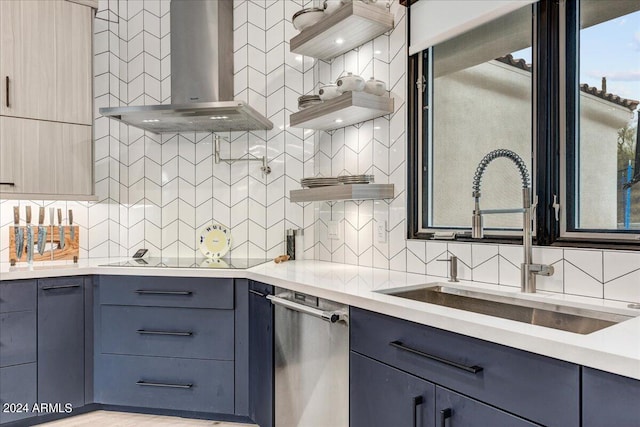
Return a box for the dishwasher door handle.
[267,294,344,323]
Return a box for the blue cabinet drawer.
[100,305,234,360]
[0,280,36,313]
[98,276,233,309]
[350,307,579,427]
[582,367,640,427]
[0,311,36,368]
[0,363,36,424]
[95,354,234,414]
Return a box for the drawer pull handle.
[0,182,16,186]
[136,380,193,389]
[413,396,424,427]
[42,284,81,291]
[135,290,193,296]
[389,341,483,374]
[5,76,9,108]
[440,408,452,427]
[136,329,193,337]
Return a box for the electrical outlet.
[328,221,340,240]
[377,221,387,243]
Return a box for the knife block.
[8,226,79,262]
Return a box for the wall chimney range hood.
[99,0,273,133]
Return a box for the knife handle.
[13,206,19,224]
[25,206,31,224]
[68,209,73,226]
[49,207,55,226]
[57,208,62,225]
[39,207,45,225]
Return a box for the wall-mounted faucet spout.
[471,149,554,293]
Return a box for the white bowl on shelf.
[319,83,341,100]
[292,7,325,31]
[336,72,365,93]
[364,77,387,96]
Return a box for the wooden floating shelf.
[290,91,394,131]
[290,2,394,60]
[290,184,395,202]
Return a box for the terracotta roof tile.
[495,54,639,111]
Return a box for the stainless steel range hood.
[99,0,273,133]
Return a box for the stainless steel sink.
[380,284,637,334]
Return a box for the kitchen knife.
[58,208,65,250]
[13,206,24,260]
[37,207,47,255]
[25,206,33,263]
[69,209,75,242]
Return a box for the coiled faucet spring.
[472,149,530,199]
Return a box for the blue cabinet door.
[248,281,274,427]
[582,367,640,427]
[350,351,436,427]
[37,278,85,411]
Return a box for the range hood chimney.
[99,0,273,133]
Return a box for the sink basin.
[380,284,637,334]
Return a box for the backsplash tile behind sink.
[1,0,638,305]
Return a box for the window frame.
[408,0,640,249]
[407,1,549,245]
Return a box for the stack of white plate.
[298,95,322,110]
[301,177,340,188]
[337,174,375,184]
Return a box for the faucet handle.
[437,256,459,282]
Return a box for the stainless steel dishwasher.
[268,288,349,427]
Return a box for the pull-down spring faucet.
[471,149,554,293]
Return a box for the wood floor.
[40,410,257,427]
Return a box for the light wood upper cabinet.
[0,116,92,196]
[54,0,93,125]
[0,0,92,125]
[0,0,58,122]
[0,0,94,199]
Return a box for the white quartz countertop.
[1,258,639,380]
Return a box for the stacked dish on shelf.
[338,174,375,184]
[301,177,340,188]
[298,95,323,110]
[300,175,374,188]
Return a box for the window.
[563,0,640,240]
[415,4,535,236]
[409,0,640,247]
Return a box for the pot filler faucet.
[472,149,554,293]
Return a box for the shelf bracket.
[214,135,271,176]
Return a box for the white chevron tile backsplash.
[0,0,638,304]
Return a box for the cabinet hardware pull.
[136,380,193,389]
[267,294,344,323]
[136,330,193,337]
[5,76,9,108]
[249,289,266,297]
[439,408,452,427]
[389,341,483,374]
[42,284,81,291]
[135,290,193,296]
[0,182,16,186]
[413,396,424,427]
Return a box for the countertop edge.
[1,260,639,380]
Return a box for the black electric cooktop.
[101,257,268,269]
